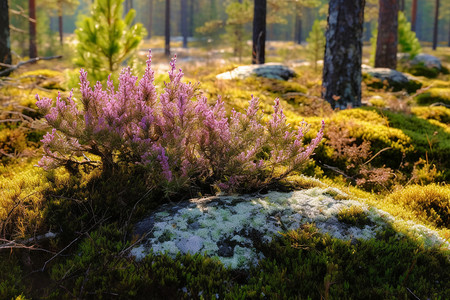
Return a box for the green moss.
[415,88,450,106]
[387,184,450,228]
[337,206,373,228]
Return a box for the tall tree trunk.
[294,13,302,44]
[189,0,194,36]
[0,0,12,76]
[29,0,38,59]
[58,2,63,46]
[322,0,365,110]
[165,0,171,56]
[400,0,404,11]
[375,0,398,69]
[448,16,450,47]
[181,0,188,48]
[147,0,153,38]
[252,0,266,64]
[433,0,439,50]
[411,0,417,32]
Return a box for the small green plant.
[337,206,372,228]
[224,0,252,62]
[397,11,421,59]
[306,19,325,71]
[74,0,146,82]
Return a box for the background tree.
[165,0,170,56]
[75,0,146,81]
[398,11,421,58]
[252,0,267,64]
[411,0,417,32]
[306,19,325,71]
[55,0,79,45]
[181,0,188,48]
[0,0,11,76]
[322,0,365,110]
[375,0,398,69]
[432,0,439,50]
[292,0,320,44]
[29,0,38,58]
[224,0,251,62]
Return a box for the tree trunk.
[181,0,188,48]
[29,0,37,59]
[165,0,171,56]
[411,0,417,32]
[58,2,63,46]
[147,0,153,39]
[322,0,365,110]
[0,0,12,76]
[400,0,404,11]
[294,13,302,44]
[252,0,266,64]
[375,0,398,69]
[448,16,450,47]
[432,0,439,50]
[189,0,194,36]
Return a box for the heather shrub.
[36,52,324,193]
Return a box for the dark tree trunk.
[411,0,417,32]
[400,0,404,11]
[375,0,398,69]
[29,0,38,59]
[432,0,439,50]
[189,0,194,36]
[448,17,450,47]
[322,0,365,110]
[0,0,12,76]
[147,0,153,38]
[181,0,188,48]
[58,3,63,46]
[294,13,302,44]
[252,0,266,64]
[165,0,171,56]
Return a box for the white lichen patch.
[131,186,450,269]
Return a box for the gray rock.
[410,54,442,70]
[176,236,204,254]
[216,63,295,81]
[362,64,422,92]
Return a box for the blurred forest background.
[7,0,450,59]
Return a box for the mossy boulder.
[362,65,422,93]
[405,54,449,78]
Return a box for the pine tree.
[306,19,325,71]
[398,11,421,59]
[224,0,251,62]
[75,0,146,82]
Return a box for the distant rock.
[216,63,295,81]
[398,53,448,78]
[362,64,422,93]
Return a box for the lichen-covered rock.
[362,64,422,93]
[131,184,448,269]
[216,63,295,81]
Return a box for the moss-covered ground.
[1,44,449,299]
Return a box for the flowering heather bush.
[36,51,324,192]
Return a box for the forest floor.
[1,41,450,299]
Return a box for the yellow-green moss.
[387,184,450,228]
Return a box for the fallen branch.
[0,55,63,77]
